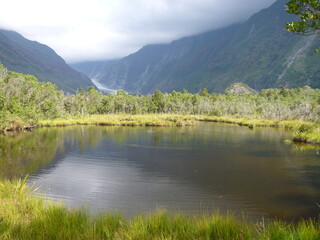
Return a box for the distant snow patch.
[91,78,117,94]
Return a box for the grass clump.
[0,179,320,239]
[38,114,196,128]
[4,113,319,146]
[259,220,320,240]
[37,113,320,145]
[199,115,320,145]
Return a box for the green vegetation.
[0,178,319,240]
[225,82,257,95]
[38,114,194,127]
[0,64,64,130]
[37,115,320,144]
[1,64,320,144]
[285,0,320,53]
[285,0,320,35]
[0,129,63,179]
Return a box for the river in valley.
[0,122,319,221]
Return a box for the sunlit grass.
[0,115,32,131]
[1,113,320,145]
[0,179,319,239]
[199,115,320,145]
[38,114,196,127]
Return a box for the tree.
[86,86,102,114]
[286,0,320,35]
[152,90,165,113]
[200,88,209,97]
[285,0,320,52]
[116,89,127,96]
[0,64,7,81]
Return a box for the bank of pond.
[0,178,319,240]
[3,114,320,145]
[1,118,320,239]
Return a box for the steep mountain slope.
[0,29,94,93]
[71,60,118,80]
[71,60,119,93]
[74,0,320,94]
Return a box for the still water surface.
[1,122,319,220]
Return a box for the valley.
[0,0,320,239]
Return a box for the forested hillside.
[1,63,320,132]
[0,29,93,93]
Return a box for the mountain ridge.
[0,29,94,93]
[72,0,320,94]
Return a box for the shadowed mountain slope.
[73,0,320,94]
[0,29,94,93]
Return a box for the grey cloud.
[75,0,277,62]
[0,0,277,62]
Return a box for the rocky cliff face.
[73,0,320,94]
[0,29,94,93]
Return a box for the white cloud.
[0,0,277,62]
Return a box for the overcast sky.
[0,0,276,63]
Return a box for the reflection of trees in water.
[0,123,295,179]
[0,126,109,179]
[0,129,63,179]
[61,126,105,154]
[92,123,320,220]
[97,123,287,148]
[287,143,320,194]
[1,124,320,220]
[0,126,126,179]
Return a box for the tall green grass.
[1,113,320,145]
[34,113,320,145]
[38,114,195,127]
[0,178,319,239]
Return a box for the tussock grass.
[0,179,319,239]
[0,115,32,132]
[3,113,320,145]
[38,114,195,127]
[199,115,320,145]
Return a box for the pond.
[0,122,319,221]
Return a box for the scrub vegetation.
[1,64,320,144]
[0,178,319,240]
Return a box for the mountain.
[73,0,320,94]
[0,29,94,93]
[71,60,118,93]
[71,60,118,80]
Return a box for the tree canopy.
[1,63,320,130]
[285,0,320,35]
[285,0,320,52]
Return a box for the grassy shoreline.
[1,114,320,145]
[38,114,320,145]
[0,178,319,239]
[38,114,195,127]
[197,116,320,145]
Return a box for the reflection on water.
[0,123,319,220]
[0,129,63,179]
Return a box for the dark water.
[1,122,319,220]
